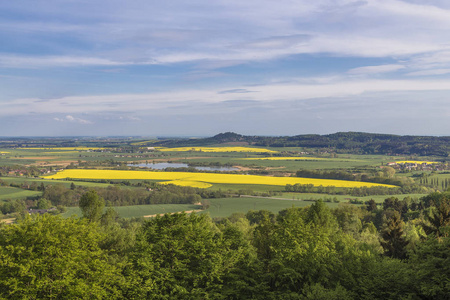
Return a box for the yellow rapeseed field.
[158,146,277,153]
[0,151,9,154]
[43,169,396,189]
[395,161,438,165]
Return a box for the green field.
[62,203,201,218]
[0,186,42,201]
[0,177,113,188]
[205,197,336,218]
[278,192,427,203]
[61,197,335,219]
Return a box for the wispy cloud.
[54,115,92,124]
[218,89,256,94]
[348,64,405,75]
[0,55,127,68]
[3,77,450,118]
[407,68,450,76]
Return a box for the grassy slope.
[0,177,113,188]
[278,192,427,203]
[61,197,337,219]
[0,186,42,201]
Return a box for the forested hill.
[154,132,450,156]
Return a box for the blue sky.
[1,0,450,136]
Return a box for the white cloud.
[0,55,129,68]
[348,64,405,75]
[407,68,450,76]
[54,115,92,124]
[3,0,450,69]
[2,77,450,118]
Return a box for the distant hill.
[153,132,450,157]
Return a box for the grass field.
[205,197,337,218]
[0,186,42,201]
[62,203,200,218]
[278,192,427,203]
[0,177,113,188]
[60,197,334,219]
[43,169,396,189]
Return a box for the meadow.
[0,177,113,189]
[278,192,427,203]
[0,186,42,201]
[62,203,200,218]
[60,197,329,219]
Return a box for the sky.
[1,0,450,137]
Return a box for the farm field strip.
[240,157,365,162]
[0,177,113,188]
[0,187,42,201]
[278,193,427,203]
[205,197,339,218]
[17,147,106,151]
[60,197,334,219]
[43,169,396,188]
[158,146,277,153]
[395,160,438,164]
[62,204,200,219]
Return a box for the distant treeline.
[152,132,450,156]
[41,182,227,207]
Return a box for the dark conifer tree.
[380,211,409,259]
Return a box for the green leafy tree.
[355,257,416,299]
[100,207,119,227]
[0,215,122,299]
[126,213,245,299]
[366,199,377,212]
[37,198,50,209]
[79,190,105,222]
[305,199,337,232]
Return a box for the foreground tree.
[422,196,450,237]
[0,215,122,299]
[126,213,246,299]
[409,226,450,298]
[380,211,409,259]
